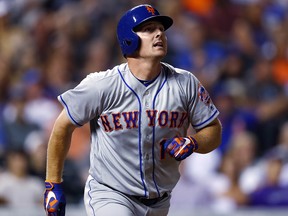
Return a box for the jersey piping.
[192,109,219,128]
[117,66,148,197]
[151,67,168,197]
[59,95,83,127]
[87,178,96,216]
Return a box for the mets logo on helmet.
[198,83,211,106]
[146,6,156,15]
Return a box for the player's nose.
[154,24,165,35]
[155,28,165,38]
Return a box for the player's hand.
[44,181,66,216]
[163,136,198,161]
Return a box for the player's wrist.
[187,136,199,152]
[45,178,63,184]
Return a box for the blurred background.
[0,0,288,215]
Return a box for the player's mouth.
[153,41,164,48]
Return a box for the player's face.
[135,21,167,59]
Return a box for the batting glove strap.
[187,136,199,152]
[45,181,63,191]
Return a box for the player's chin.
[153,49,167,58]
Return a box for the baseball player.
[44,4,222,216]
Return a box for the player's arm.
[192,118,222,154]
[44,109,77,215]
[46,109,76,182]
[164,118,222,161]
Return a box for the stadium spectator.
[0,0,287,214]
[0,149,43,208]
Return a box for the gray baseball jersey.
[58,62,219,199]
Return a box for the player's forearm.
[46,111,76,182]
[192,118,222,154]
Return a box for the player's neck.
[127,58,161,81]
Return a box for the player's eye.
[143,26,153,32]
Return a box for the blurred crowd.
[0,0,288,213]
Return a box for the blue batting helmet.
[117,4,173,56]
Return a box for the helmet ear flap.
[124,40,132,46]
[119,32,139,57]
